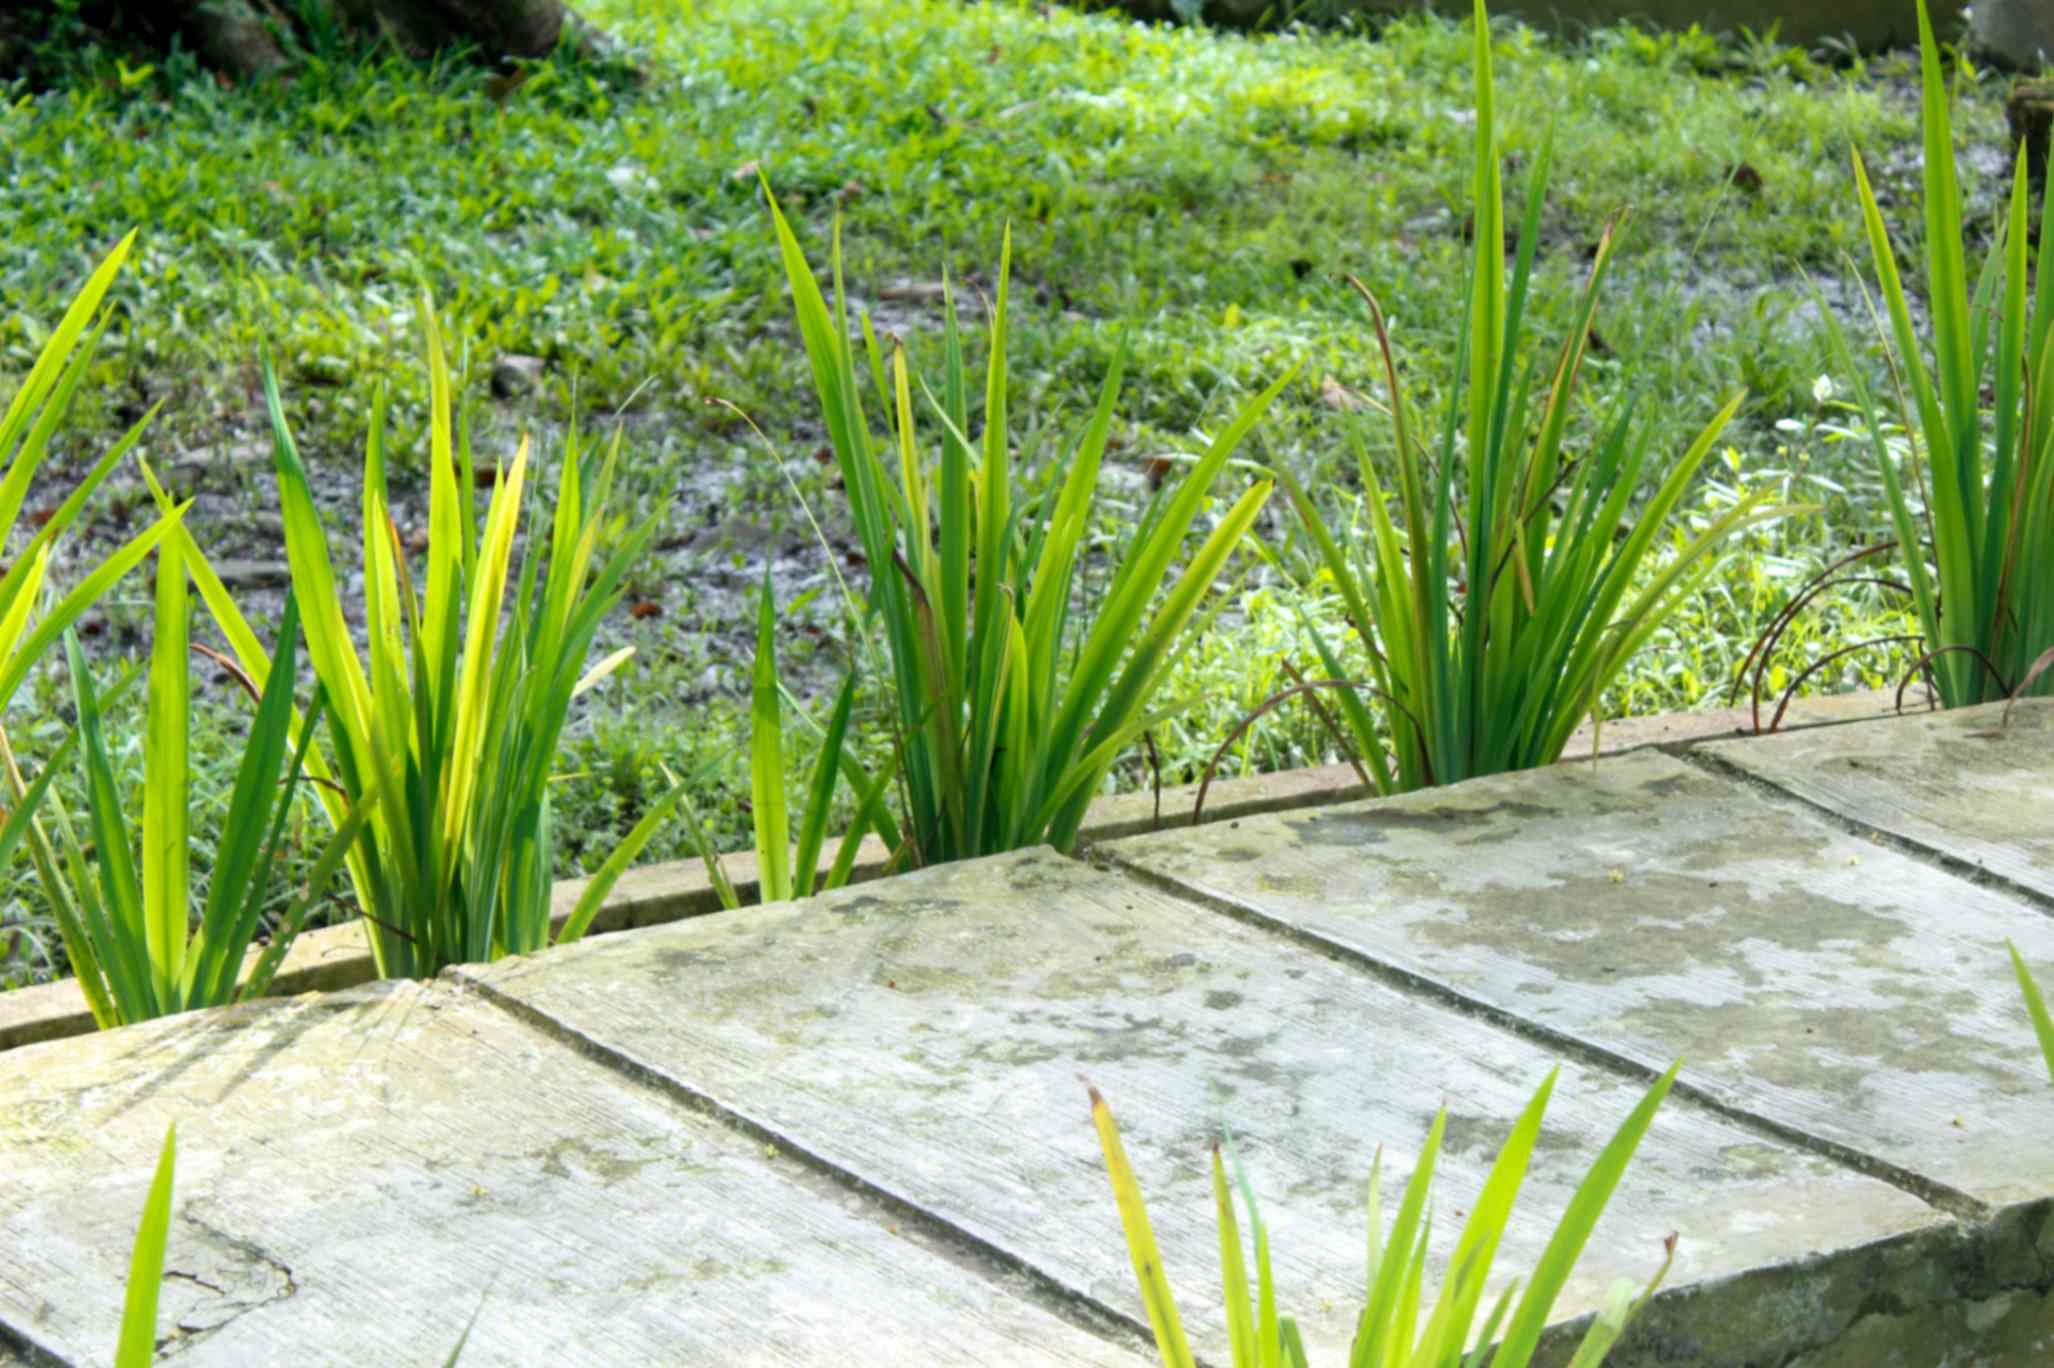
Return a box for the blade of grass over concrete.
[1491,1062,1679,1366]
[2009,940,2054,1088]
[1213,1143,1256,1366]
[1089,1084,1197,1368]
[1094,1062,1674,1367]
[767,187,1285,862]
[115,1124,176,1368]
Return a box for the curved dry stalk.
[1725,541,1903,724]
[1896,644,2010,714]
[1766,635,1926,731]
[1192,678,1428,826]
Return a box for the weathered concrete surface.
[459,849,1945,1366]
[0,689,1918,1056]
[8,696,2054,1365]
[1107,748,2054,1213]
[1704,697,2054,906]
[0,980,1147,1366]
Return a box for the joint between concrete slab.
[1679,747,2054,925]
[1096,852,1995,1228]
[452,972,1169,1366]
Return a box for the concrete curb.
[0,687,1927,1053]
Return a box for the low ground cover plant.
[1092,1062,1679,1367]
[1830,0,2054,708]
[769,196,1289,862]
[1279,0,1783,795]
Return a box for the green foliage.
[1282,0,1783,794]
[2009,941,2054,1089]
[1835,0,2054,708]
[744,572,891,902]
[769,194,1287,859]
[0,233,182,729]
[212,297,683,978]
[0,3,2010,990]
[115,1123,176,1368]
[18,565,369,1029]
[1090,1063,1678,1366]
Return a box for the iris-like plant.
[21,546,372,1029]
[1092,1063,1678,1367]
[1832,0,2054,708]
[669,571,895,910]
[769,196,1290,862]
[741,571,894,903]
[225,297,682,978]
[0,231,186,801]
[1280,0,1777,795]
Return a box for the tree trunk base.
[2009,79,2054,185]
[2,0,604,84]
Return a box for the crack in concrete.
[163,1271,225,1296]
[153,1212,299,1356]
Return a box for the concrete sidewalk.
[3,700,2052,1364]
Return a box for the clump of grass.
[769,193,1289,861]
[270,298,683,973]
[1090,1062,1679,1366]
[1280,0,1784,794]
[164,297,685,977]
[18,567,369,1029]
[1833,0,2054,708]
[0,5,2003,989]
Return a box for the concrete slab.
[1703,697,2054,905]
[0,688,1923,1059]
[0,980,1146,1367]
[1105,748,2054,1216]
[459,848,1948,1366]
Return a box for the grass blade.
[2009,941,2054,1087]
[115,1123,175,1368]
[751,568,792,904]
[1090,1085,1197,1368]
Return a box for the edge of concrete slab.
[1537,1200,2054,1367]
[0,686,1927,1054]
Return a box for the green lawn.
[0,0,2010,985]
